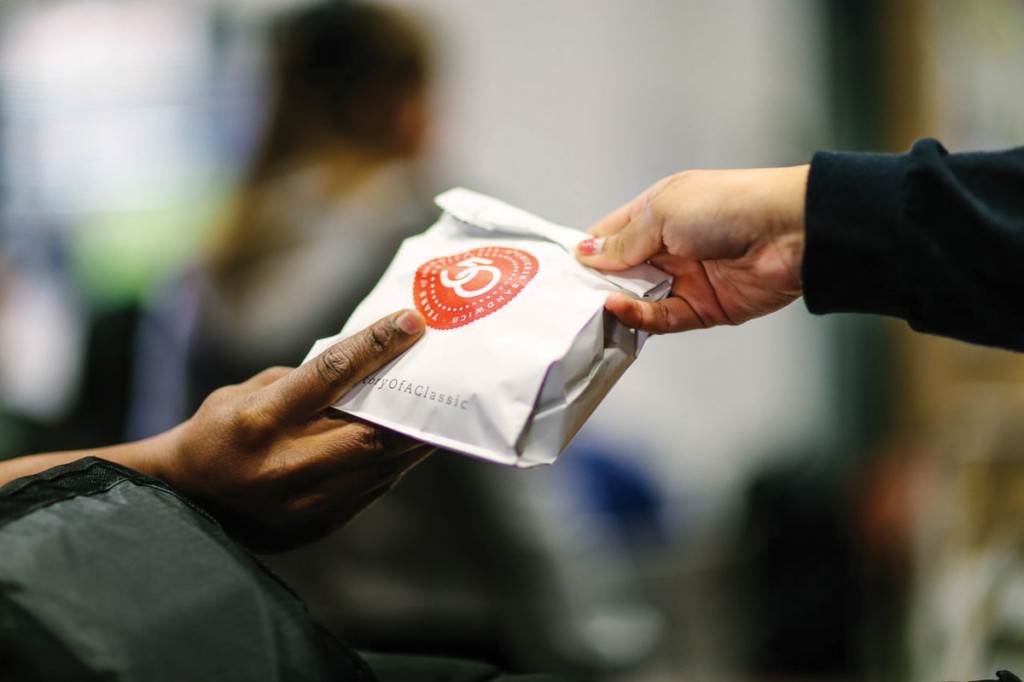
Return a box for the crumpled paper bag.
[303,188,670,467]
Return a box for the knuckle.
[206,383,242,404]
[373,426,405,454]
[201,384,230,406]
[643,303,658,329]
[361,424,392,455]
[316,344,358,386]
[264,451,305,488]
[344,422,393,457]
[262,366,291,381]
[229,395,275,440]
[366,322,394,355]
[668,169,699,190]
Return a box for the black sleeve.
[802,138,1024,351]
[0,458,375,682]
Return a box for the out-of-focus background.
[2,0,1023,680]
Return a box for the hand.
[154,309,432,552]
[575,165,809,334]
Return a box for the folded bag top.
[304,188,670,467]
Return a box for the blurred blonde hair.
[208,1,430,289]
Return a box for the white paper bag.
[304,188,670,467]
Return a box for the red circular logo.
[414,246,539,330]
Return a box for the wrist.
[765,164,809,291]
[103,422,189,486]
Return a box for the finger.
[576,205,633,269]
[576,199,641,271]
[276,447,432,547]
[578,185,674,271]
[222,445,434,552]
[272,421,431,492]
[239,478,402,553]
[588,176,673,236]
[261,309,425,422]
[336,444,432,489]
[577,208,665,272]
[316,445,433,504]
[581,176,675,264]
[605,292,708,334]
[213,367,290,402]
[296,421,429,475]
[284,445,433,522]
[587,200,634,238]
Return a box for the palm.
[611,243,800,333]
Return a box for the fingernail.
[395,309,425,334]
[576,237,604,256]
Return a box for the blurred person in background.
[130,0,435,436]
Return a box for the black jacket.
[0,458,564,682]
[803,138,1024,351]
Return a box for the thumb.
[262,309,426,422]
[575,214,664,271]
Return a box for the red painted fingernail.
[577,237,604,256]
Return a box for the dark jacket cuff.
[802,148,910,318]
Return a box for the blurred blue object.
[561,433,668,549]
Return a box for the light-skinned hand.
[576,165,809,334]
